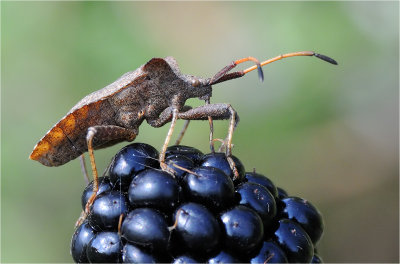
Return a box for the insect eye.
[191,79,200,87]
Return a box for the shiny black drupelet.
[71,143,325,263]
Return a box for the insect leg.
[174,106,193,145]
[174,120,190,145]
[79,154,90,185]
[205,98,215,153]
[159,108,179,171]
[176,103,241,180]
[147,105,192,146]
[76,125,137,226]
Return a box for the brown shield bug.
[29,51,337,223]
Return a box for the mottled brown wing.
[29,100,118,166]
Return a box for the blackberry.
[182,166,234,211]
[172,255,200,264]
[87,191,130,231]
[71,220,96,263]
[278,197,324,245]
[311,253,324,263]
[235,182,277,231]
[81,177,113,210]
[250,240,288,263]
[277,187,289,199]
[244,171,278,198]
[207,250,240,263]
[165,145,204,165]
[120,208,170,253]
[86,231,122,263]
[109,143,159,191]
[71,143,325,263]
[220,205,264,255]
[200,152,245,184]
[127,169,181,214]
[171,202,221,254]
[273,219,314,263]
[165,154,195,181]
[122,243,160,263]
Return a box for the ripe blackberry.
[171,202,221,254]
[311,253,324,263]
[109,143,159,191]
[235,182,277,231]
[165,145,204,165]
[277,186,289,199]
[120,208,170,253]
[70,220,96,263]
[165,154,195,180]
[71,142,325,263]
[122,243,160,263]
[86,231,122,263]
[207,250,240,263]
[87,191,129,231]
[127,169,181,214]
[172,254,200,264]
[278,196,324,245]
[220,205,264,256]
[81,177,112,210]
[182,166,234,211]
[249,240,288,263]
[200,152,245,184]
[244,171,278,198]
[273,219,314,263]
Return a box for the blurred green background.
[1,1,398,263]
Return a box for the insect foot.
[71,142,325,263]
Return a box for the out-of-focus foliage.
[1,2,398,262]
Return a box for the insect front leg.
[148,107,192,146]
[176,103,241,180]
[76,125,137,227]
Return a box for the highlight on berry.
[71,143,325,263]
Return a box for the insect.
[29,51,337,222]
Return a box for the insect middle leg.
[147,105,192,171]
[174,105,193,145]
[174,120,190,145]
[148,104,240,178]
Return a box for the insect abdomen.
[29,100,117,166]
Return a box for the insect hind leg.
[147,105,193,174]
[79,154,90,185]
[76,125,137,227]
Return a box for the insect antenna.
[313,53,338,65]
[209,57,263,85]
[209,51,337,85]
